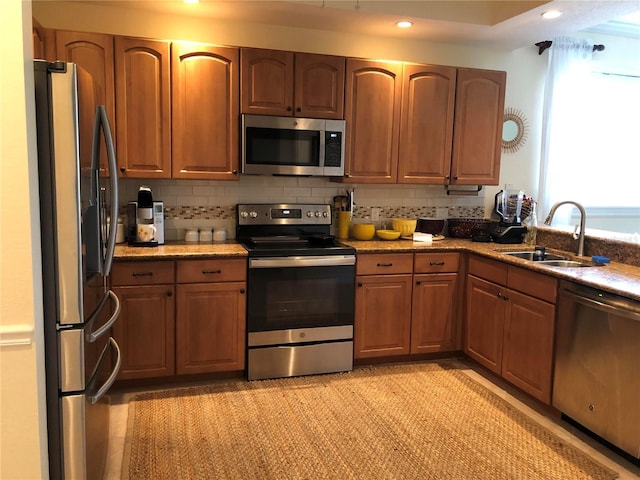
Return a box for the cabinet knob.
[232,170,238,175]
[296,107,301,112]
[120,167,126,173]
[240,288,245,294]
[453,176,459,180]
[167,291,173,297]
[416,280,422,285]
[357,282,363,287]
[286,106,292,112]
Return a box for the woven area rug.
[121,362,618,480]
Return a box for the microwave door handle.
[93,105,119,275]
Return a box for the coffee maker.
[491,187,527,244]
[127,186,165,246]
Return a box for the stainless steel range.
[237,203,356,381]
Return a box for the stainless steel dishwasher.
[553,280,640,461]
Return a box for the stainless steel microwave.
[242,114,345,177]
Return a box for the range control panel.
[237,204,332,226]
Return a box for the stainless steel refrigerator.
[34,60,122,480]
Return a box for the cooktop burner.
[237,203,354,257]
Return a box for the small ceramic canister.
[199,228,213,243]
[213,228,227,242]
[185,229,199,243]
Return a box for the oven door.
[247,255,355,342]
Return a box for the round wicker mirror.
[501,108,529,153]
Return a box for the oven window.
[247,264,354,332]
[246,127,320,167]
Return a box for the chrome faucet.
[543,201,587,257]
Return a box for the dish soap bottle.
[523,200,537,246]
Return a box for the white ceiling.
[92,0,640,49]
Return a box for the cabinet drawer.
[356,254,413,275]
[414,253,459,273]
[112,261,175,286]
[508,266,558,304]
[468,255,507,285]
[176,258,246,283]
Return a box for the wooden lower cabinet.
[412,273,458,353]
[175,282,246,374]
[354,274,413,358]
[112,284,175,379]
[465,255,557,404]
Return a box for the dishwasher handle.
[560,287,640,322]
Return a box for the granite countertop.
[114,238,640,301]
[341,238,640,301]
[114,242,248,259]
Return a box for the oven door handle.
[249,255,356,268]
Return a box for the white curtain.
[537,37,594,223]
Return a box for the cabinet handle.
[497,291,503,299]
[296,107,301,112]
[202,269,222,275]
[345,173,351,178]
[416,280,422,285]
[377,263,393,267]
[132,271,153,277]
[286,106,292,112]
[167,291,173,297]
[240,288,245,294]
[232,170,238,175]
[357,282,363,287]
[120,167,126,173]
[429,261,445,266]
[502,294,509,301]
[453,176,459,180]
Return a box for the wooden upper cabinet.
[55,30,116,173]
[32,18,55,61]
[398,64,456,184]
[241,48,345,119]
[342,59,403,183]
[171,42,240,180]
[114,36,171,178]
[451,68,506,185]
[241,48,294,116]
[294,53,345,118]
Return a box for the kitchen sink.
[536,260,598,268]
[502,251,568,261]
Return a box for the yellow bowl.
[352,223,375,240]
[376,229,401,240]
[391,218,417,237]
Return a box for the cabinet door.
[176,283,246,374]
[450,68,505,185]
[55,30,115,174]
[343,59,403,183]
[465,275,505,374]
[398,64,456,184]
[412,273,458,353]
[354,274,412,358]
[114,37,171,178]
[502,290,555,404]
[172,42,239,180]
[241,48,294,116]
[112,285,175,379]
[32,18,55,61]
[294,53,345,119]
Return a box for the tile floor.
[104,359,640,479]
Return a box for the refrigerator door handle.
[89,337,121,405]
[93,104,118,276]
[87,290,120,343]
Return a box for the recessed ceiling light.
[396,21,413,28]
[541,10,563,20]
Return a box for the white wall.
[0,1,49,478]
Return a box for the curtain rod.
[534,40,605,55]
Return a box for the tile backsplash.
[119,176,486,241]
